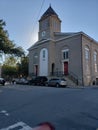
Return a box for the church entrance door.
[35,65,38,76]
[64,62,68,75]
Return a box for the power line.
[30,0,45,44]
[36,0,45,22]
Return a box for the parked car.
[28,76,36,85]
[15,78,29,85]
[29,76,48,86]
[0,78,5,86]
[46,78,67,87]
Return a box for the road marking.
[0,110,10,116]
[0,110,7,113]
[5,113,10,116]
[0,121,32,130]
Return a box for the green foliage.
[17,56,28,77]
[2,56,29,78]
[2,56,18,78]
[0,19,24,56]
[2,65,18,78]
[3,56,17,66]
[0,19,28,79]
[10,46,25,57]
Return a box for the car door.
[51,79,57,86]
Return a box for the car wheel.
[2,83,5,86]
[45,83,48,87]
[56,83,60,88]
[65,85,67,88]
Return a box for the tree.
[2,56,29,79]
[0,19,28,78]
[1,56,18,79]
[10,46,24,57]
[2,65,18,78]
[17,56,28,77]
[3,56,17,66]
[0,19,24,56]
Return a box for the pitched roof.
[28,31,98,51]
[39,5,58,20]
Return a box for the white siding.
[39,48,48,76]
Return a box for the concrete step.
[65,76,76,86]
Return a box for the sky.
[0,0,98,53]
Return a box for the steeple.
[39,5,59,21]
[39,5,61,40]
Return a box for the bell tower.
[38,5,61,40]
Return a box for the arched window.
[43,50,45,58]
[94,51,97,62]
[85,46,90,73]
[85,47,89,60]
[94,51,97,72]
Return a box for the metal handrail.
[50,71,82,85]
[68,71,82,85]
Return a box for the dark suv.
[29,76,48,86]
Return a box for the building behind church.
[28,6,98,86]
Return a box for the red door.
[64,62,68,75]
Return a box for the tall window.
[94,51,97,72]
[85,47,89,60]
[62,49,69,60]
[85,47,90,72]
[94,51,97,62]
[43,50,45,58]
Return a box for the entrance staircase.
[50,71,82,86]
[65,76,76,86]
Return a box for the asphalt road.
[0,84,98,130]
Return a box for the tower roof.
[39,5,59,21]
